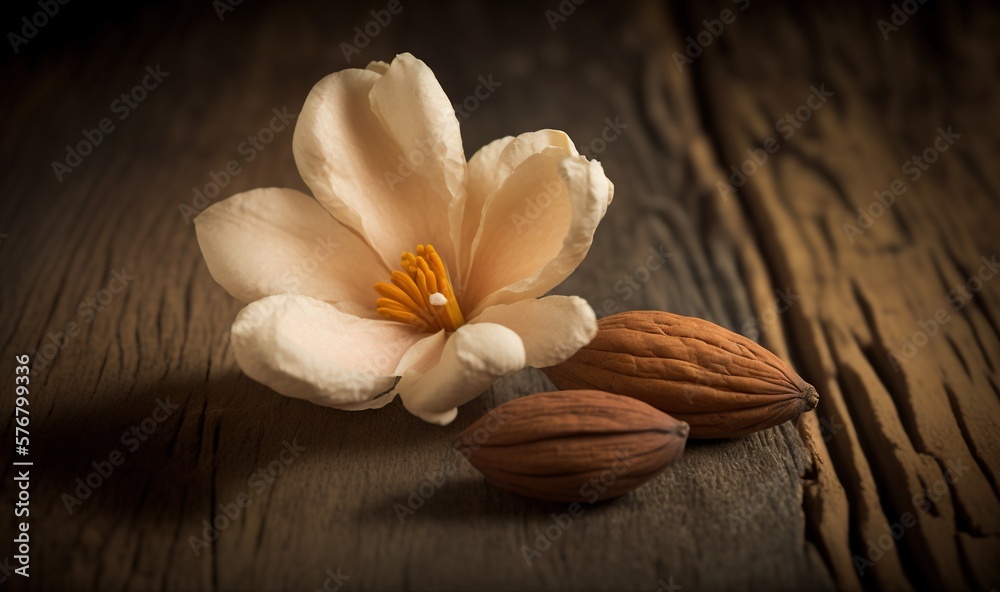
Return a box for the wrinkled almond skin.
[542,311,819,439]
[455,390,689,503]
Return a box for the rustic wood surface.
[1,1,997,590]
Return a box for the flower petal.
[366,60,390,75]
[194,188,388,310]
[369,53,467,260]
[397,323,525,425]
[395,328,447,375]
[460,135,513,273]
[463,150,614,315]
[231,294,426,410]
[470,296,597,368]
[459,131,578,274]
[493,129,579,186]
[292,60,457,269]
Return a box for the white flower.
[194,53,614,425]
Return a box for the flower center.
[374,244,466,333]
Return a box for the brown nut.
[543,311,818,439]
[455,390,688,503]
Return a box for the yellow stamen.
[375,282,437,328]
[374,244,466,332]
[376,308,429,331]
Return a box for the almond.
[455,390,688,503]
[542,311,818,439]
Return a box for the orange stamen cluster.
[374,244,465,333]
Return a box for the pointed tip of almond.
[801,384,819,411]
[676,421,690,439]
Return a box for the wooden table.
[2,1,998,590]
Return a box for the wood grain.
[0,1,996,590]
[672,1,1000,589]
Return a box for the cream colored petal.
[370,53,467,272]
[397,323,525,425]
[470,296,597,368]
[460,135,514,274]
[460,131,578,275]
[493,129,579,184]
[292,65,456,269]
[394,329,446,375]
[466,136,515,202]
[366,60,390,74]
[369,53,466,206]
[194,188,388,310]
[463,150,614,315]
[231,294,426,410]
